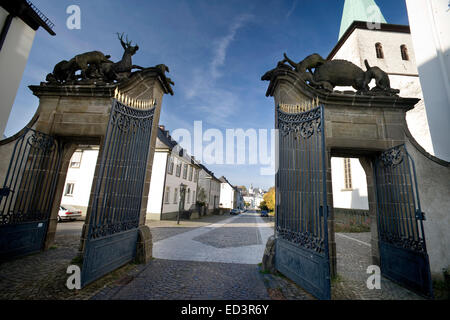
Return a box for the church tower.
[329,0,433,155]
[339,0,386,40]
[330,0,434,211]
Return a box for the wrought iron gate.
[374,144,433,297]
[275,103,331,300]
[81,99,155,287]
[0,128,61,260]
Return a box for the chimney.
[159,125,165,131]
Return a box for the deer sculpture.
[101,33,144,81]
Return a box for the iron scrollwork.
[277,227,325,254]
[380,145,404,167]
[277,106,322,139]
[27,131,56,152]
[88,99,155,240]
[111,100,155,133]
[380,232,426,253]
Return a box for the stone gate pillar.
[263,62,419,277]
[29,67,174,259]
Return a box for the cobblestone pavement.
[153,212,273,264]
[0,214,429,300]
[92,259,271,300]
[333,232,424,300]
[0,222,142,300]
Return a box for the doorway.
[331,156,372,288]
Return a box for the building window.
[400,45,409,61]
[176,162,181,177]
[375,42,384,59]
[193,169,198,182]
[343,158,352,190]
[193,191,196,203]
[70,151,82,168]
[167,156,174,175]
[187,189,190,203]
[183,164,188,179]
[164,187,170,204]
[188,166,193,181]
[64,183,75,196]
[174,188,178,204]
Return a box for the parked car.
[260,210,269,217]
[58,205,82,222]
[230,209,240,215]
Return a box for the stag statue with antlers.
[45,33,145,83]
[100,33,144,81]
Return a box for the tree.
[263,187,275,212]
[259,201,269,211]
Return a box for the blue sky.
[5,0,409,189]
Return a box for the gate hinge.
[415,210,426,221]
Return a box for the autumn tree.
[263,187,275,212]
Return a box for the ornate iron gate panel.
[275,104,331,300]
[374,144,433,297]
[0,128,61,260]
[81,99,155,287]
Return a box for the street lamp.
[177,183,186,225]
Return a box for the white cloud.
[210,14,252,79]
[286,0,298,18]
[183,14,253,127]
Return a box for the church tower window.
[343,158,352,190]
[400,45,409,61]
[375,43,384,59]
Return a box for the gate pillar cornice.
[263,67,421,152]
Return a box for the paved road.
[1,213,426,300]
[92,211,279,300]
[153,211,273,264]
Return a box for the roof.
[1,0,55,36]
[197,163,220,181]
[328,21,411,60]
[339,0,386,40]
[219,176,236,189]
[157,127,177,149]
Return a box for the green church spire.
[339,0,387,40]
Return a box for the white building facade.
[60,147,98,216]
[147,127,200,220]
[0,1,55,137]
[196,164,221,214]
[219,176,236,210]
[405,0,450,161]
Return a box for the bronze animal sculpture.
[261,61,292,81]
[45,33,144,83]
[364,60,399,94]
[281,53,326,73]
[70,51,111,79]
[46,59,77,82]
[311,59,369,92]
[100,33,143,81]
[276,53,398,95]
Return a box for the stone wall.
[334,208,370,227]
[405,131,450,279]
